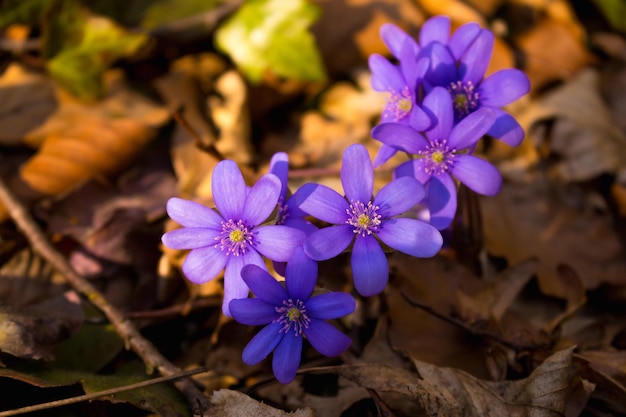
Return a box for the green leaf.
[592,0,626,32]
[47,14,148,100]
[140,0,224,29]
[215,0,326,83]
[0,0,50,28]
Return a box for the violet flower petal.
[419,15,450,46]
[374,176,424,217]
[488,109,525,147]
[424,42,456,87]
[449,22,481,60]
[293,183,349,224]
[424,87,454,141]
[395,159,431,185]
[341,144,374,203]
[428,173,457,230]
[242,322,284,365]
[229,298,279,325]
[285,246,317,301]
[459,30,493,85]
[242,174,281,225]
[304,225,354,261]
[304,319,352,357]
[161,227,220,250]
[451,154,502,196]
[212,160,246,220]
[371,123,429,155]
[223,252,265,315]
[351,235,388,296]
[254,225,305,262]
[306,293,356,319]
[269,152,289,198]
[448,107,495,149]
[182,246,227,284]
[373,143,399,168]
[369,54,405,92]
[377,218,442,257]
[241,264,288,306]
[479,69,530,107]
[166,198,223,229]
[272,332,302,384]
[381,23,418,59]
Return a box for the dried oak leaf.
[210,389,314,417]
[336,346,577,416]
[480,179,626,297]
[0,72,169,223]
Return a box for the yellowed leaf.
[20,117,153,195]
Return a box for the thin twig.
[0,367,210,417]
[401,292,541,352]
[0,177,212,413]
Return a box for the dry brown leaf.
[417,0,486,26]
[516,15,592,91]
[336,346,576,416]
[20,116,154,195]
[210,389,314,417]
[386,254,491,378]
[481,180,626,296]
[0,291,83,360]
[0,63,57,146]
[573,353,626,415]
[312,0,425,77]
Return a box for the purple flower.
[369,23,431,166]
[372,87,501,230]
[418,16,530,146]
[269,152,318,275]
[162,160,305,316]
[229,247,355,384]
[293,144,442,296]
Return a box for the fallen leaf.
[0,291,83,360]
[516,15,593,91]
[335,346,577,416]
[481,179,626,296]
[0,63,57,146]
[210,389,315,417]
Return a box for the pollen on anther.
[274,299,310,335]
[346,200,382,236]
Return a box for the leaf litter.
[0,0,625,416]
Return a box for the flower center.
[215,219,253,256]
[384,86,413,122]
[346,200,382,236]
[274,299,310,336]
[448,80,479,119]
[418,139,456,176]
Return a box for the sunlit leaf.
[592,0,626,32]
[140,0,224,29]
[47,15,148,100]
[215,0,325,83]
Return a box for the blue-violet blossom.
[372,87,501,230]
[293,144,443,296]
[162,160,305,315]
[418,16,530,146]
[368,23,431,166]
[230,248,355,384]
[269,152,318,275]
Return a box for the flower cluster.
[369,16,529,229]
[161,15,529,384]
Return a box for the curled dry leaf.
[210,389,315,417]
[336,347,576,416]
[0,72,170,223]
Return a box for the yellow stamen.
[229,229,244,242]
